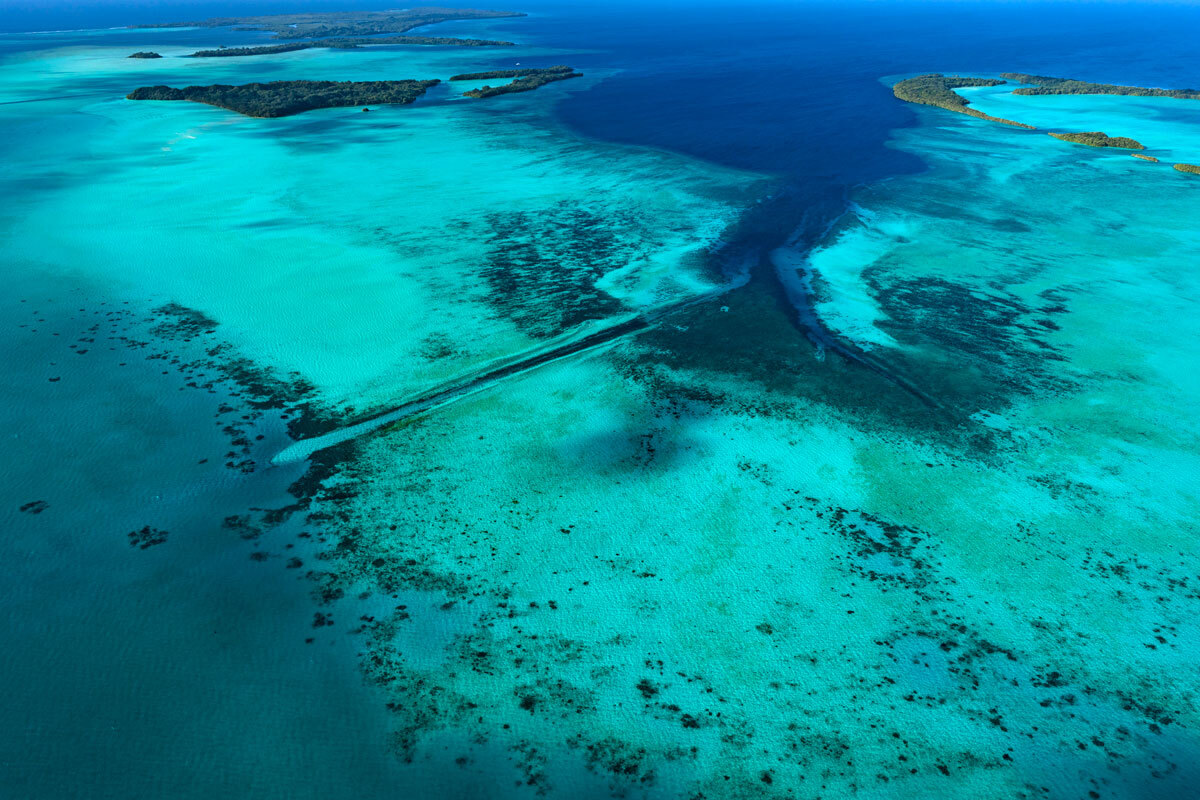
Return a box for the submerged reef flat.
[128,51,161,59]
[1001,72,1200,99]
[217,72,1200,793]
[188,36,514,58]
[130,7,525,39]
[1175,163,1200,174]
[126,79,439,117]
[15,10,1200,799]
[1048,131,1144,149]
[892,74,1034,128]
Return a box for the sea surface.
[3,2,1200,798]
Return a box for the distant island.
[449,66,574,81]
[1048,131,1144,150]
[449,66,583,98]
[188,36,513,58]
[893,72,1200,168]
[1001,73,1200,100]
[130,8,524,39]
[891,74,1034,128]
[126,79,439,117]
[128,51,162,59]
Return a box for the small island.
[1048,131,1144,150]
[1000,73,1200,100]
[450,66,582,98]
[891,74,1034,128]
[188,35,514,58]
[132,8,525,39]
[128,51,162,59]
[126,79,439,117]
[893,72,1200,167]
[449,66,574,81]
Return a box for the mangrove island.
[891,74,1034,128]
[1048,131,1145,150]
[131,8,524,39]
[1000,73,1200,100]
[188,36,514,58]
[126,79,439,118]
[450,66,582,98]
[449,65,574,81]
[128,51,162,59]
[893,72,1200,165]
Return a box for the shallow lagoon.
[960,80,1200,164]
[1,31,762,412]
[322,88,1200,796]
[4,4,1200,799]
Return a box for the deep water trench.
[274,190,937,465]
[742,188,942,409]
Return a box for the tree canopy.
[127,79,440,117]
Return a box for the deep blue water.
[548,2,1200,200]
[536,1,1200,280]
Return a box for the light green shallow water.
[0,36,765,412]
[5,29,1200,799]
[0,30,770,799]
[291,83,1200,797]
[961,81,1200,164]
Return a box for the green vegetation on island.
[1001,73,1200,100]
[1048,131,1144,150]
[458,67,582,98]
[894,73,1200,163]
[892,74,1035,128]
[131,8,524,40]
[188,36,514,58]
[126,79,439,117]
[189,43,313,57]
[449,65,574,81]
[1174,163,1200,174]
[128,51,162,59]
[1132,154,1160,162]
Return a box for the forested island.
[1048,131,1144,150]
[126,79,439,117]
[891,74,1034,128]
[893,73,1200,167]
[449,65,574,81]
[131,8,524,39]
[1001,73,1200,100]
[450,66,582,98]
[128,51,161,59]
[1133,154,1160,162]
[188,36,513,58]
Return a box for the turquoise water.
[961,81,1200,164]
[1,32,760,411]
[5,5,1200,799]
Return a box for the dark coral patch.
[127,525,168,549]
